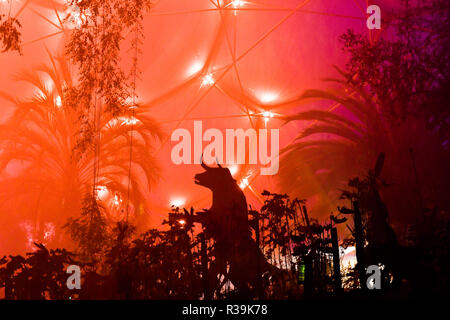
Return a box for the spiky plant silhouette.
[0,54,162,246]
[279,68,384,211]
[280,4,450,217]
[279,65,449,220]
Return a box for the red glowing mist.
[0,1,407,254]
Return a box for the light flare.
[258,92,278,104]
[201,73,215,87]
[186,60,204,77]
[239,177,249,190]
[96,185,108,199]
[106,117,140,127]
[170,197,186,208]
[121,117,139,126]
[262,110,274,126]
[113,194,122,206]
[231,0,245,8]
[228,165,238,176]
[55,95,62,108]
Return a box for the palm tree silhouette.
[279,66,448,222]
[0,53,162,247]
[279,67,384,212]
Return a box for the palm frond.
[0,54,161,243]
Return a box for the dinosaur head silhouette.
[194,159,235,190]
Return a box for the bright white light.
[178,219,186,225]
[106,117,140,127]
[187,60,204,77]
[239,178,249,190]
[262,111,274,118]
[170,198,186,208]
[228,165,238,176]
[259,92,278,104]
[96,185,108,199]
[55,96,62,108]
[201,73,215,87]
[112,194,122,206]
[232,0,244,8]
[341,246,357,268]
[121,117,139,126]
[262,110,274,126]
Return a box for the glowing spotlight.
[262,111,274,118]
[96,185,108,199]
[201,73,215,87]
[178,219,186,226]
[228,165,238,176]
[239,178,249,190]
[230,0,245,16]
[259,92,278,104]
[262,110,274,126]
[170,198,186,208]
[232,0,244,8]
[187,60,204,77]
[55,96,62,108]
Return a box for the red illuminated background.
[0,0,398,253]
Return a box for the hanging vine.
[64,0,152,157]
[0,1,22,54]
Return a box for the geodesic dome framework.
[0,0,384,230]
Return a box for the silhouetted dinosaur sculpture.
[363,153,398,250]
[194,160,275,297]
[357,153,419,288]
[339,153,428,292]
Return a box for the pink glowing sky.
[0,0,395,231]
